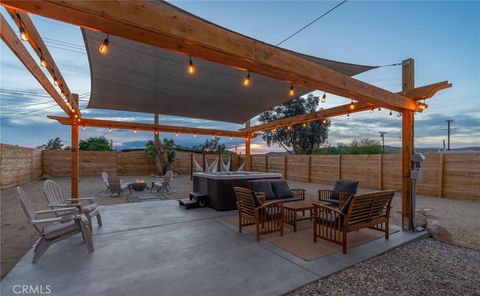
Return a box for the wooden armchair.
[318,180,359,208]
[233,187,284,242]
[313,190,395,254]
[17,187,94,262]
[318,190,353,208]
[43,179,102,229]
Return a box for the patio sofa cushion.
[271,180,294,199]
[340,196,353,216]
[330,180,359,200]
[250,180,276,200]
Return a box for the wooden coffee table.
[284,200,314,232]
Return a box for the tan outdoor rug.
[225,215,397,261]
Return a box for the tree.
[259,94,330,154]
[314,138,382,155]
[37,137,64,150]
[79,136,113,151]
[145,138,177,174]
[192,136,225,152]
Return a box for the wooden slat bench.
[313,190,396,254]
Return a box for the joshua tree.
[145,138,176,174]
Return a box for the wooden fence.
[250,153,479,200]
[0,144,42,190]
[1,143,478,200]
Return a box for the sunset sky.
[1,1,479,153]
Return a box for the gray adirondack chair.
[151,170,173,192]
[17,187,94,263]
[108,174,130,196]
[102,171,111,193]
[43,180,102,229]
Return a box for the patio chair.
[151,170,173,192]
[233,187,284,242]
[43,179,102,229]
[318,180,359,208]
[313,190,395,254]
[102,171,110,193]
[108,174,130,196]
[17,187,94,263]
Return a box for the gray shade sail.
[83,3,377,124]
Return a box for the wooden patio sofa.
[233,187,284,242]
[313,190,396,254]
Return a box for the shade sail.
[83,3,377,124]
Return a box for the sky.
[1,1,479,153]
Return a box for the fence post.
[438,154,444,198]
[284,155,288,179]
[337,155,342,180]
[378,154,383,190]
[307,155,312,183]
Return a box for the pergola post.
[245,120,251,171]
[71,93,79,200]
[71,122,79,200]
[154,113,159,145]
[401,58,415,230]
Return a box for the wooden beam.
[0,14,72,115]
[243,102,373,132]
[6,8,80,116]
[1,1,417,111]
[48,115,254,138]
[71,123,79,200]
[401,58,415,230]
[243,81,451,133]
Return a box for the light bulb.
[302,123,307,127]
[193,134,197,138]
[389,111,393,119]
[322,119,327,124]
[40,56,47,68]
[321,93,327,103]
[347,113,350,119]
[20,26,28,41]
[82,126,86,130]
[243,72,250,86]
[287,126,292,130]
[289,84,295,97]
[369,108,374,113]
[175,132,179,136]
[378,107,381,112]
[350,101,355,110]
[108,128,112,132]
[229,137,233,140]
[134,129,137,133]
[54,77,60,87]
[188,57,195,74]
[99,36,109,55]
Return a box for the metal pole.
[379,132,386,153]
[446,120,453,151]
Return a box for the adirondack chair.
[151,170,173,192]
[43,180,102,229]
[101,171,110,193]
[108,174,130,196]
[17,187,94,262]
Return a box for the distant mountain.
[383,145,480,154]
[114,138,244,151]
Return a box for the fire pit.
[131,178,147,191]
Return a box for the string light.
[322,119,327,124]
[108,127,112,132]
[419,102,427,111]
[302,123,307,127]
[82,125,86,130]
[388,111,393,119]
[19,25,28,41]
[60,91,66,98]
[229,137,233,140]
[175,132,179,136]
[369,108,374,113]
[187,56,195,74]
[134,129,137,133]
[154,130,158,135]
[287,125,292,131]
[54,77,61,87]
[40,50,47,68]
[347,113,350,119]
[271,128,276,133]
[289,83,295,97]
[74,114,78,119]
[378,107,382,112]
[66,100,71,107]
[321,92,327,103]
[193,134,197,138]
[99,34,109,55]
[243,72,250,87]
[349,100,355,110]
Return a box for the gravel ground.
[288,238,480,296]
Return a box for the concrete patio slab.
[1,201,426,296]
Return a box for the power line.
[0,103,59,119]
[276,0,348,46]
[0,101,56,110]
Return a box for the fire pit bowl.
[131,179,147,191]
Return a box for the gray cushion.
[252,193,262,207]
[271,180,294,199]
[340,196,352,215]
[250,180,276,200]
[330,180,359,200]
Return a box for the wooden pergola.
[1,1,451,230]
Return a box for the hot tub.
[192,172,282,211]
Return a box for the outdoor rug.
[225,215,398,261]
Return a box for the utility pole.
[446,120,453,151]
[379,131,387,153]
